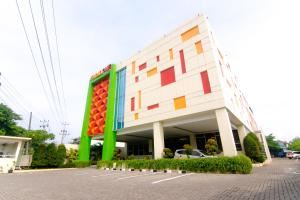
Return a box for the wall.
[117,14,226,129]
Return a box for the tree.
[24,130,55,150]
[289,137,300,151]
[205,138,218,155]
[31,144,48,168]
[163,148,174,158]
[266,134,281,156]
[66,148,78,164]
[56,144,67,167]
[0,103,24,136]
[183,144,193,157]
[46,143,58,167]
[244,132,266,163]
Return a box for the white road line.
[117,172,162,180]
[92,173,114,178]
[74,172,89,176]
[152,173,194,184]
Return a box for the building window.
[200,70,211,94]
[232,130,242,151]
[147,67,157,77]
[173,96,186,110]
[139,62,147,71]
[179,50,186,73]
[169,48,173,60]
[147,103,159,110]
[131,61,135,75]
[181,25,199,42]
[114,68,126,130]
[156,55,160,62]
[160,66,176,86]
[195,41,203,54]
[138,90,141,109]
[131,97,135,111]
[134,113,139,120]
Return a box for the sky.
[0,0,300,143]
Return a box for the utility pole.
[40,120,49,131]
[28,112,32,130]
[60,122,69,144]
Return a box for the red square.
[156,55,160,62]
[161,66,176,86]
[139,63,147,71]
[135,76,139,83]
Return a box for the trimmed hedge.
[97,155,252,174]
[73,160,91,168]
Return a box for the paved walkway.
[0,158,299,200]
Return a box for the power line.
[0,73,45,120]
[51,0,68,121]
[15,0,59,125]
[28,0,62,122]
[39,0,64,121]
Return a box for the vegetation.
[113,149,122,160]
[183,144,193,157]
[0,103,55,151]
[73,160,91,168]
[244,132,266,163]
[163,148,174,158]
[31,144,48,168]
[288,137,300,151]
[56,144,67,167]
[31,143,67,168]
[64,148,78,167]
[97,155,252,174]
[205,138,218,155]
[90,142,102,161]
[24,130,55,150]
[266,134,281,156]
[0,103,25,136]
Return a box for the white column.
[237,125,247,152]
[189,134,197,149]
[215,108,237,156]
[14,141,23,167]
[153,122,164,159]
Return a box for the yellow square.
[195,41,203,54]
[147,67,157,77]
[174,96,186,110]
[134,113,139,120]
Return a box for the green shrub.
[73,160,91,168]
[163,148,174,158]
[56,144,66,167]
[244,133,266,163]
[205,138,218,155]
[46,143,58,167]
[183,144,193,156]
[66,148,78,167]
[97,155,252,174]
[31,144,48,168]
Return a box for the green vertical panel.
[78,82,93,161]
[102,64,117,160]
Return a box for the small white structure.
[0,136,31,173]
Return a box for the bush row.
[97,155,252,174]
[73,160,91,168]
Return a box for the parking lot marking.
[92,173,114,178]
[117,172,162,180]
[152,173,194,184]
[74,172,89,176]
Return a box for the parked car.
[174,149,213,159]
[287,151,300,159]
